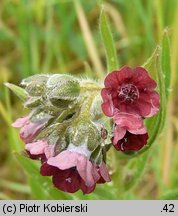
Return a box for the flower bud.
[46,74,80,106]
[67,121,106,152]
[24,96,41,108]
[25,81,46,97]
[20,74,49,87]
[90,95,103,120]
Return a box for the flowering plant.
[7,63,160,194]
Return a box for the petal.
[116,66,134,84]
[101,89,114,117]
[104,66,133,88]
[129,125,147,135]
[77,156,100,187]
[113,126,126,144]
[98,162,111,182]
[20,122,44,143]
[44,145,55,159]
[133,67,157,90]
[26,151,44,160]
[115,132,149,152]
[47,150,78,170]
[132,98,152,117]
[104,71,120,88]
[113,112,144,131]
[12,116,29,128]
[80,179,96,194]
[145,91,160,117]
[52,169,81,193]
[40,162,59,176]
[25,140,47,155]
[125,133,149,151]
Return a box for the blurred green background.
[0,0,178,200]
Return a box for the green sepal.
[4,82,28,102]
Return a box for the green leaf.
[160,189,178,200]
[99,6,119,72]
[142,46,159,69]
[4,82,28,102]
[161,29,171,98]
[0,180,30,194]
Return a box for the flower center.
[120,137,128,151]
[118,84,139,104]
[65,177,72,183]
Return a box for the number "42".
[162,204,174,213]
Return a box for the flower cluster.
[101,66,160,152]
[12,74,110,194]
[10,65,160,195]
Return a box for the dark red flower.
[41,150,110,194]
[113,131,148,152]
[101,66,160,118]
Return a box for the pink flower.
[25,140,54,159]
[97,162,111,183]
[113,131,149,152]
[112,112,146,144]
[41,150,110,194]
[12,116,29,128]
[101,66,160,118]
[12,116,45,143]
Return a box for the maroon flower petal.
[134,98,152,117]
[52,169,81,193]
[104,66,133,88]
[114,131,149,152]
[98,162,111,183]
[145,91,160,117]
[132,67,157,90]
[40,162,59,176]
[26,151,45,160]
[104,71,120,89]
[101,89,114,117]
[41,162,97,194]
[80,180,96,194]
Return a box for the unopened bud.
[20,74,49,87]
[46,74,80,105]
[67,121,107,152]
[24,96,41,108]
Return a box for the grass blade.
[0,180,31,194]
[74,0,104,79]
[99,6,119,72]
[161,29,171,98]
